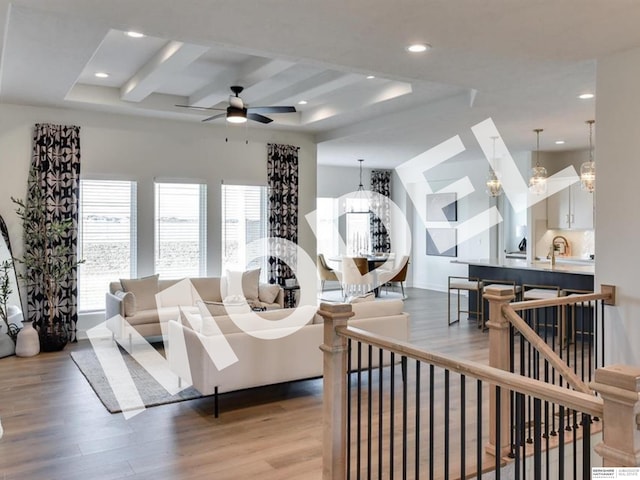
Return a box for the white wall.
[0,103,317,335]
[595,45,640,366]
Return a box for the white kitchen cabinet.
[547,184,594,230]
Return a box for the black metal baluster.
[429,365,434,480]
[495,385,501,480]
[357,342,362,480]
[582,414,591,478]
[348,339,352,480]
[514,393,522,480]
[533,398,541,480]
[390,353,395,480]
[601,300,605,367]
[415,361,420,480]
[559,406,565,480]
[402,356,408,480]
[572,410,578,480]
[461,374,466,479]
[444,370,450,480]
[367,345,372,480]
[476,379,482,480]
[378,348,383,480]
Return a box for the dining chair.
[378,255,410,298]
[317,253,341,293]
[341,256,373,299]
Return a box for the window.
[79,180,137,312]
[345,198,371,255]
[316,197,340,258]
[221,184,268,274]
[155,182,207,278]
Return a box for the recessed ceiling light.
[297,100,308,105]
[94,72,109,78]
[126,31,145,38]
[406,43,431,53]
[366,75,375,79]
[555,140,566,145]
[578,93,594,99]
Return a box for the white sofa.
[167,299,409,404]
[105,273,284,341]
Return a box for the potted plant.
[12,170,83,351]
[0,259,20,356]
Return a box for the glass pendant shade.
[528,128,547,195]
[529,165,548,195]
[486,170,502,197]
[580,120,596,193]
[486,136,502,197]
[580,162,595,192]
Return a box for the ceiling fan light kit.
[177,85,296,125]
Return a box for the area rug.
[70,343,204,413]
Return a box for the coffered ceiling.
[1,1,640,168]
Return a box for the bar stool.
[448,276,483,327]
[522,284,560,336]
[559,288,594,349]
[481,279,522,330]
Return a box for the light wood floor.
[0,288,490,480]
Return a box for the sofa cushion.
[120,274,160,311]
[114,290,136,317]
[349,292,375,303]
[190,277,223,303]
[258,283,280,304]
[224,268,260,301]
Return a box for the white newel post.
[319,302,353,480]
[591,365,640,467]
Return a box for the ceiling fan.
[176,86,296,124]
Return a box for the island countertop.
[452,258,594,276]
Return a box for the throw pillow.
[258,283,280,305]
[225,268,261,301]
[114,290,136,317]
[349,292,375,304]
[120,274,160,311]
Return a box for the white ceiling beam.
[189,57,294,107]
[254,71,362,106]
[120,40,208,102]
[302,80,412,125]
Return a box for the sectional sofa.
[105,271,284,341]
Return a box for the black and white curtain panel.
[370,170,392,253]
[26,124,81,341]
[267,143,299,285]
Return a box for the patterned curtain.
[26,124,81,341]
[370,170,391,253]
[267,144,299,285]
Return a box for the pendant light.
[348,159,370,213]
[486,136,503,197]
[580,120,596,193]
[528,128,547,195]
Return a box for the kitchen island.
[453,257,594,291]
[453,258,594,320]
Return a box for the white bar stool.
[448,276,483,327]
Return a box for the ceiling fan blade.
[175,104,225,111]
[247,106,296,114]
[202,113,226,122]
[247,112,273,124]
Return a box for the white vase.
[15,320,39,357]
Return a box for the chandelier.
[580,120,595,193]
[486,136,503,197]
[528,128,547,195]
[347,158,370,213]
